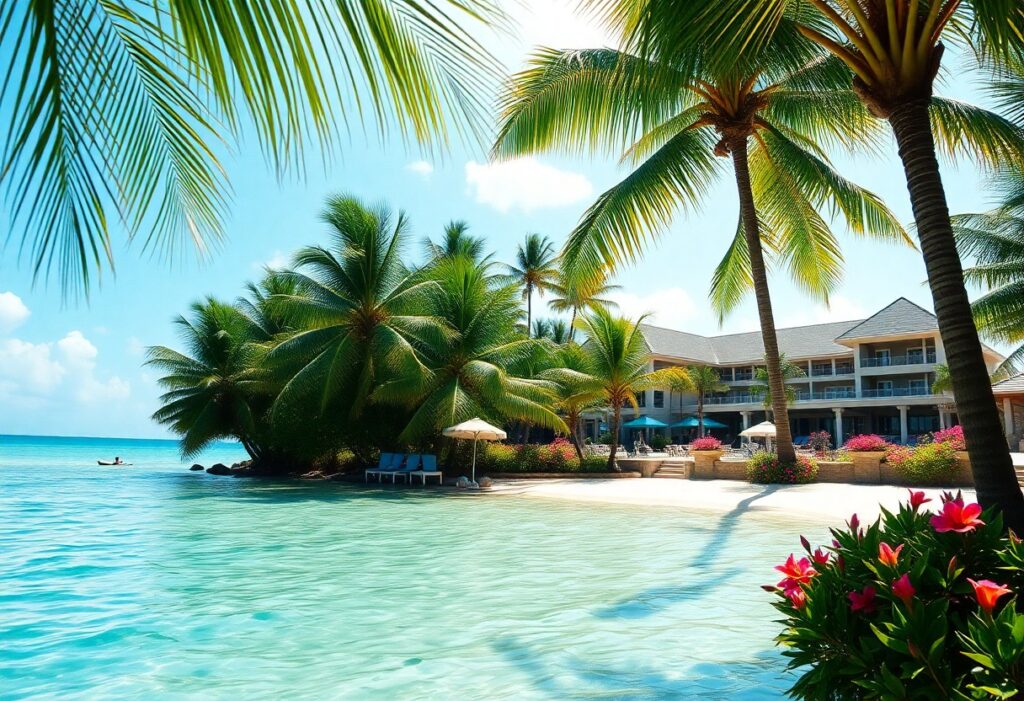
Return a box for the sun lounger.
[365,452,402,482]
[409,454,442,486]
[385,454,422,483]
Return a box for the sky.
[0,1,1010,439]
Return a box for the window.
[734,367,752,381]
[875,349,891,366]
[876,380,893,396]
[907,348,923,364]
[635,391,646,407]
[835,360,854,375]
[653,390,664,408]
[812,361,833,376]
[909,379,927,395]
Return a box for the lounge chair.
[409,454,442,486]
[386,454,422,484]
[365,452,402,482]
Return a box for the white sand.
[493,477,977,524]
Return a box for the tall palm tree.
[753,354,807,419]
[575,308,689,470]
[540,343,606,460]
[236,270,303,342]
[147,298,266,460]
[422,221,489,264]
[683,365,729,436]
[266,194,435,422]
[505,233,560,336]
[953,169,1024,372]
[532,318,571,344]
[373,256,565,443]
[493,39,908,463]
[548,268,621,341]
[609,0,1024,528]
[0,1,504,295]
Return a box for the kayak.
[97,460,132,466]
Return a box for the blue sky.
[0,2,1009,439]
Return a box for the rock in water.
[206,463,231,476]
[189,464,205,471]
[478,476,493,489]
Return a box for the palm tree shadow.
[592,485,782,620]
[491,634,790,699]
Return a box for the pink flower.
[812,548,830,565]
[848,585,877,614]
[878,542,903,567]
[786,588,807,609]
[940,490,964,506]
[930,500,985,533]
[907,490,931,510]
[800,535,811,552]
[968,579,1012,615]
[848,513,860,532]
[775,554,817,593]
[892,573,916,608]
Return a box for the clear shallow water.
[1,434,826,700]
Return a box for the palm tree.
[548,268,621,341]
[505,233,560,336]
[266,195,435,422]
[683,366,729,436]
[493,40,908,463]
[575,308,690,470]
[236,270,303,342]
[373,256,565,443]
[422,221,489,264]
[532,318,571,344]
[540,343,606,460]
[753,354,807,419]
[1,1,504,295]
[147,298,266,460]
[953,170,1024,372]
[608,0,1024,528]
[932,364,953,396]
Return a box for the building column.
[853,345,862,397]
[833,408,844,447]
[938,409,946,430]
[898,405,909,445]
[1004,398,1015,441]
[740,410,751,429]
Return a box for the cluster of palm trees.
[148,194,688,472]
[493,0,1024,529]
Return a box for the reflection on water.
[1,436,824,699]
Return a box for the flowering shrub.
[807,430,832,455]
[844,434,890,452]
[769,491,1024,698]
[932,425,967,451]
[886,441,960,485]
[690,436,722,451]
[480,440,607,473]
[746,450,818,484]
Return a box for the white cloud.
[608,287,700,330]
[253,250,289,271]
[779,295,868,328]
[405,160,434,177]
[0,330,130,405]
[465,158,593,212]
[511,0,618,52]
[126,337,146,357]
[0,292,30,333]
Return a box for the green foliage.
[886,442,961,486]
[479,440,608,473]
[753,353,806,409]
[650,434,669,451]
[769,493,1024,698]
[746,451,817,484]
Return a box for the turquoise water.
[1,434,824,699]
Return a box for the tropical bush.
[769,491,1024,698]
[886,442,961,486]
[807,431,832,455]
[747,451,818,484]
[932,425,967,451]
[845,434,891,452]
[479,439,609,473]
[651,434,669,451]
[691,436,723,451]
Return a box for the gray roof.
[835,298,938,341]
[992,374,1024,396]
[639,318,862,365]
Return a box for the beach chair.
[387,454,422,484]
[365,452,401,482]
[409,454,442,486]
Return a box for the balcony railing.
[861,352,937,367]
[835,366,855,375]
[701,386,935,405]
[861,386,933,398]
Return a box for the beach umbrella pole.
[471,434,478,483]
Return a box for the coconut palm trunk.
[608,405,622,471]
[888,101,1024,529]
[729,136,795,463]
[526,281,534,337]
[697,394,705,438]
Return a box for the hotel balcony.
[860,352,937,369]
[700,385,937,407]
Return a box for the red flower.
[940,490,964,506]
[775,554,817,593]
[848,513,860,532]
[848,585,877,614]
[968,579,1012,615]
[892,573,916,607]
[878,542,903,567]
[907,490,931,510]
[930,500,985,533]
[787,588,807,609]
[812,548,830,565]
[800,535,811,552]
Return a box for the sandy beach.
[494,477,979,523]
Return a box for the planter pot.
[816,461,855,483]
[849,451,885,484]
[691,450,724,479]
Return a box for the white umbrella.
[740,420,777,438]
[442,418,507,483]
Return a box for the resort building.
[583,298,1018,448]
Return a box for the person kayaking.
[113,456,124,465]
[97,456,129,466]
